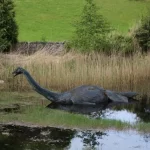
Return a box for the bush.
[108,32,135,54]
[133,11,150,52]
[69,0,112,53]
[0,0,18,52]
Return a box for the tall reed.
[0,50,150,97]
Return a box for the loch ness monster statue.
[12,67,138,105]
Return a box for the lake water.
[0,95,150,150]
[0,125,150,150]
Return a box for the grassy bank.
[0,92,150,132]
[0,51,150,97]
[14,0,149,41]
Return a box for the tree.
[0,0,18,52]
[134,12,150,52]
[70,0,111,52]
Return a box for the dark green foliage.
[0,31,10,50]
[134,12,150,52]
[0,0,18,52]
[108,33,134,54]
[70,0,111,52]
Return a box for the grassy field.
[14,0,150,41]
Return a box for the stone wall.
[11,42,65,54]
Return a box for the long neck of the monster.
[23,70,59,102]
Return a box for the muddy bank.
[0,122,75,131]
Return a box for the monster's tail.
[119,92,138,99]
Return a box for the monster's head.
[12,67,24,77]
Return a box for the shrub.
[69,0,112,53]
[108,32,135,54]
[133,11,150,52]
[0,0,18,52]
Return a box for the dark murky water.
[0,125,150,150]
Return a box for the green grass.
[0,92,44,105]
[0,106,130,130]
[14,0,150,41]
[0,92,150,132]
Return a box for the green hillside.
[14,0,150,42]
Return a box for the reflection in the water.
[69,130,150,150]
[101,109,139,124]
[47,102,108,115]
[76,130,107,148]
[0,125,150,150]
[47,95,150,123]
[0,125,75,150]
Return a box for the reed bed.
[0,50,150,97]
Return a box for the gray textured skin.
[59,85,108,105]
[12,67,138,105]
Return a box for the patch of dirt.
[0,104,20,113]
[0,121,76,131]
[0,103,31,113]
